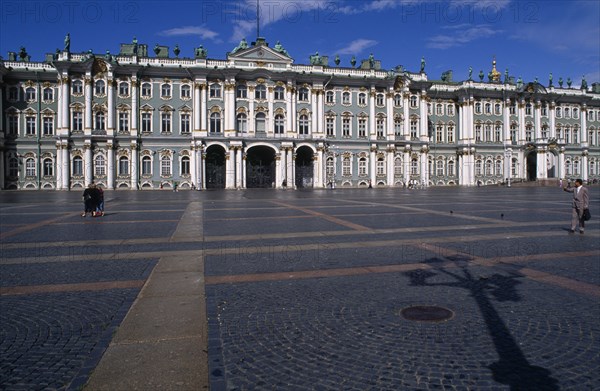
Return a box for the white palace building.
[1,37,599,190]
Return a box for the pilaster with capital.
[549,101,556,139]
[107,142,115,189]
[581,149,589,181]
[130,141,138,189]
[84,76,93,132]
[84,142,93,185]
[419,91,429,141]
[580,105,588,145]
[107,78,115,134]
[369,88,376,140]
[131,78,138,134]
[534,100,542,141]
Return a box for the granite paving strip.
[3,229,598,265]
[270,200,373,231]
[83,202,208,391]
[0,280,145,296]
[0,211,79,239]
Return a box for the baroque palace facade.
[1,37,599,190]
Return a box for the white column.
[534,100,541,141]
[537,147,548,179]
[419,91,428,140]
[369,89,376,140]
[581,106,588,145]
[200,84,208,131]
[286,85,293,132]
[236,147,243,188]
[403,93,410,139]
[131,142,138,189]
[420,148,428,186]
[107,77,115,133]
[224,82,235,134]
[248,90,255,134]
[503,99,511,143]
[582,152,589,181]
[201,149,207,189]
[84,77,92,132]
[311,89,318,137]
[241,151,246,189]
[56,143,63,190]
[287,148,294,188]
[267,87,274,135]
[226,146,235,189]
[549,102,556,139]
[84,143,92,184]
[558,149,565,180]
[317,90,324,135]
[131,78,138,134]
[317,147,324,187]
[370,146,376,185]
[193,82,201,131]
[62,143,69,189]
[61,76,69,132]
[107,143,114,189]
[386,92,394,141]
[386,147,394,186]
[518,100,526,142]
[275,153,282,188]
[403,149,410,185]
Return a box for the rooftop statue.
[420,56,426,72]
[64,33,70,52]
[273,40,289,56]
[231,38,248,54]
[369,53,375,69]
[195,45,207,59]
[581,75,587,90]
[468,66,473,80]
[549,72,553,86]
[350,56,356,67]
[310,51,322,65]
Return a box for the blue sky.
[1,0,598,85]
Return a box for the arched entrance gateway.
[205,145,226,189]
[295,146,314,188]
[246,146,276,188]
[526,150,537,181]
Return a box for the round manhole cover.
[401,305,454,322]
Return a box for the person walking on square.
[563,178,589,234]
[82,183,97,217]
[95,185,105,216]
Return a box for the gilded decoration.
[92,58,108,75]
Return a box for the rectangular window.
[376,119,385,139]
[72,111,83,131]
[8,114,18,135]
[161,112,171,133]
[43,117,54,135]
[358,119,366,138]
[326,118,334,137]
[142,113,152,133]
[26,117,36,135]
[73,158,83,176]
[119,112,129,132]
[342,118,351,137]
[181,113,191,134]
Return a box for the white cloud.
[337,39,378,55]
[427,25,500,49]
[230,0,333,42]
[159,26,219,40]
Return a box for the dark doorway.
[205,145,226,189]
[246,146,275,188]
[526,152,537,181]
[295,146,314,188]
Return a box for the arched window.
[210,112,221,133]
[436,160,444,176]
[475,102,482,114]
[255,112,266,133]
[394,157,403,176]
[236,85,247,99]
[255,84,266,100]
[161,83,171,98]
[475,159,483,176]
[142,156,152,175]
[119,82,129,96]
[43,87,54,101]
[376,157,385,175]
[119,156,129,175]
[210,83,221,98]
[25,158,36,177]
[326,157,334,179]
[25,87,36,101]
[180,84,191,99]
[298,87,309,102]
[298,115,309,135]
[359,157,367,176]
[181,156,190,176]
[326,90,335,104]
[376,94,384,106]
[43,158,53,177]
[8,157,19,177]
[342,156,351,176]
[72,156,83,176]
[72,80,83,95]
[485,160,493,176]
[94,155,106,176]
[161,156,172,176]
[274,86,285,100]
[95,80,105,95]
[394,94,402,107]
[410,95,418,108]
[410,158,419,175]
[141,82,152,97]
[358,93,367,106]
[448,160,455,176]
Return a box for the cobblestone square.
[1,186,599,390]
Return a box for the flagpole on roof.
[256,0,260,39]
